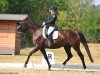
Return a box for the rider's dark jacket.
[45,12,57,26]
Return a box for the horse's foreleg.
[61,45,73,69]
[24,47,39,68]
[40,49,51,70]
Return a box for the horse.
[17,21,93,70]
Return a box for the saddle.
[43,26,58,40]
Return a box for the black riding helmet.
[49,5,57,11]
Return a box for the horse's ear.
[17,21,25,25]
[24,17,31,23]
[17,22,20,25]
[25,20,30,23]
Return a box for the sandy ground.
[0,68,100,75]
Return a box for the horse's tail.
[78,31,94,63]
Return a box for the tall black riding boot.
[48,33,54,46]
[45,27,49,38]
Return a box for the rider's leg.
[48,29,55,45]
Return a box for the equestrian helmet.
[50,5,57,11]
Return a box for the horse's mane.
[32,23,43,28]
[28,22,43,30]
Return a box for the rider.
[43,5,57,45]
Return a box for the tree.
[0,0,99,47]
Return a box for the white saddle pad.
[43,26,58,39]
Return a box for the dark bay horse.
[17,22,93,70]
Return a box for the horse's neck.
[27,26,42,38]
[27,26,34,36]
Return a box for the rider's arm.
[45,14,57,25]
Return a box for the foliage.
[0,0,99,47]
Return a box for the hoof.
[24,64,27,68]
[48,66,51,71]
[61,65,64,70]
[83,66,86,69]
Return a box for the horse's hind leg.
[24,47,39,68]
[73,47,86,69]
[61,45,73,69]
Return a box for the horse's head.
[17,21,43,37]
[17,21,28,38]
